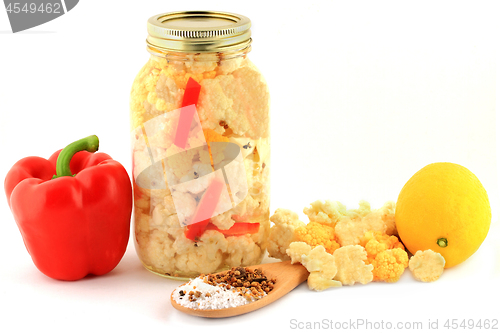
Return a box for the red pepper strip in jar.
[182,77,201,107]
[174,78,202,149]
[184,178,225,241]
[205,222,260,236]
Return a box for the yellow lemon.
[395,162,491,268]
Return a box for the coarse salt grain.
[172,277,266,310]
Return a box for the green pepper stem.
[52,135,99,179]
[437,238,448,248]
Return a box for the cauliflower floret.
[267,209,306,261]
[225,235,262,267]
[294,222,340,254]
[377,201,397,236]
[368,248,409,283]
[286,241,312,264]
[303,200,347,227]
[155,74,182,110]
[210,210,235,230]
[197,65,270,139]
[171,191,197,226]
[332,245,374,286]
[231,193,259,220]
[174,167,216,195]
[165,145,197,180]
[308,272,343,291]
[184,54,218,74]
[139,229,176,273]
[409,250,446,282]
[175,230,228,274]
[218,56,245,75]
[360,231,408,283]
[302,246,337,278]
[335,201,388,246]
[287,244,341,292]
[151,203,181,228]
[134,210,151,234]
[345,200,372,219]
[360,231,405,257]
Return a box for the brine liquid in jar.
[130,11,271,279]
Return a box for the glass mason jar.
[130,11,270,279]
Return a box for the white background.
[1,0,498,332]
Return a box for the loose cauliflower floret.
[303,200,347,227]
[360,231,405,257]
[345,200,372,219]
[368,248,409,283]
[360,231,408,283]
[308,272,343,291]
[302,246,337,279]
[267,209,306,261]
[409,250,446,282]
[287,244,341,292]
[333,245,374,286]
[335,201,389,246]
[286,242,312,264]
[377,201,398,236]
[294,222,340,254]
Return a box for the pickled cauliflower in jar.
[130,47,270,278]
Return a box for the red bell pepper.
[4,135,132,281]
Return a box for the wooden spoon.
[170,260,309,318]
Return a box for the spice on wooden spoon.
[170,261,309,318]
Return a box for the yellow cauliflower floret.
[360,231,405,257]
[335,201,390,246]
[294,222,340,254]
[332,245,374,286]
[267,209,306,261]
[286,241,312,264]
[409,250,446,282]
[360,231,408,283]
[303,200,347,227]
[368,248,409,283]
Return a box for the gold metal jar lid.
[147,11,252,53]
